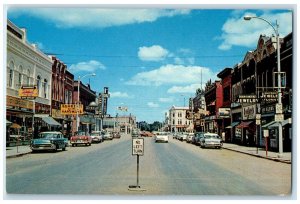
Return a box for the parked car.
[132,131,139,137]
[192,132,204,145]
[186,133,195,143]
[199,132,223,149]
[178,132,188,141]
[30,131,67,152]
[90,131,104,143]
[155,132,169,143]
[103,132,113,140]
[70,131,92,146]
[112,132,121,139]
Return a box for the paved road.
[5,135,291,197]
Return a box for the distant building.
[168,106,193,133]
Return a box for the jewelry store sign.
[132,138,144,156]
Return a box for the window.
[27,69,30,85]
[36,75,41,96]
[18,66,23,87]
[178,119,182,125]
[223,86,230,102]
[172,119,175,125]
[8,61,14,87]
[43,79,48,98]
[178,112,182,117]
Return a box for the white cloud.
[147,102,159,108]
[69,60,106,73]
[218,11,292,50]
[159,97,174,103]
[138,45,169,61]
[110,91,131,98]
[126,64,215,86]
[8,8,190,28]
[167,84,202,94]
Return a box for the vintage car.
[103,132,113,140]
[70,131,92,146]
[90,131,104,143]
[155,132,169,143]
[199,132,223,149]
[186,133,195,143]
[30,131,67,152]
[112,132,121,139]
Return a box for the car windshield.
[90,133,100,136]
[204,134,220,139]
[39,133,60,139]
[76,131,88,136]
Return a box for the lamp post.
[76,73,96,132]
[244,16,283,157]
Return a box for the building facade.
[73,81,96,133]
[6,20,53,138]
[217,68,232,142]
[204,80,223,134]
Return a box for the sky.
[5,5,293,123]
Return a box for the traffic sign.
[132,138,144,156]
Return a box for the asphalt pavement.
[5,141,291,164]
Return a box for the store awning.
[261,121,276,129]
[226,122,240,129]
[236,121,253,128]
[42,117,61,126]
[268,118,291,129]
[10,123,21,129]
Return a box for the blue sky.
[6,6,293,123]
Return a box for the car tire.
[62,146,66,151]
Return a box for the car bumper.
[155,138,168,142]
[31,144,56,150]
[203,143,222,148]
[70,140,90,144]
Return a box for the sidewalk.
[5,145,32,158]
[5,143,292,164]
[222,143,291,164]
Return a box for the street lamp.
[88,101,98,131]
[244,16,283,157]
[76,73,96,132]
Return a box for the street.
[6,134,291,196]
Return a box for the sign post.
[129,138,146,191]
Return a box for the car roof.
[40,131,62,134]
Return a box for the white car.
[199,132,223,149]
[155,132,169,143]
[178,132,188,141]
[103,132,113,140]
[186,133,195,143]
[90,131,103,143]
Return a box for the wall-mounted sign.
[61,104,83,115]
[218,108,230,118]
[242,105,256,120]
[19,85,38,98]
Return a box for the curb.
[6,151,32,159]
[223,147,291,164]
